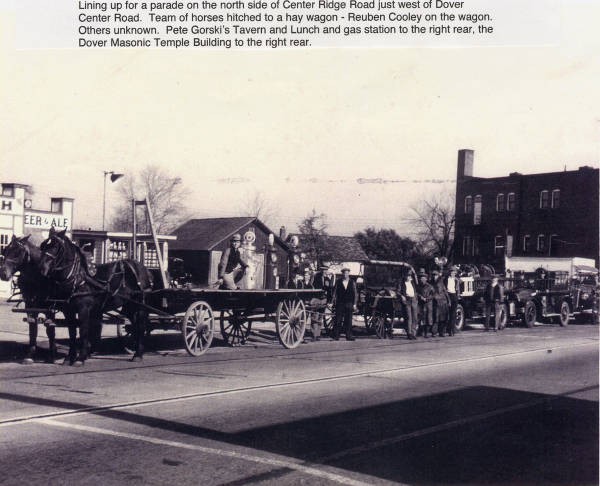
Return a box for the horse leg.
[63,311,77,365]
[131,311,145,362]
[75,307,90,366]
[22,313,38,364]
[45,323,57,364]
[89,312,103,355]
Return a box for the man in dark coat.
[218,234,249,289]
[332,268,357,341]
[431,269,448,336]
[484,275,505,331]
[416,269,435,338]
[444,266,461,336]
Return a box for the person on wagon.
[218,234,249,290]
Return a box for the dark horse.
[0,235,71,364]
[39,228,153,365]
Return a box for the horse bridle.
[1,239,31,267]
[42,236,80,280]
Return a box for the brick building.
[453,150,599,270]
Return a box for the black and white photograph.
[0,0,598,484]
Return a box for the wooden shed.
[170,217,290,287]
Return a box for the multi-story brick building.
[453,150,599,270]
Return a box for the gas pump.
[287,235,301,288]
[265,233,279,290]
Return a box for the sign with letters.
[24,212,69,230]
[0,198,14,212]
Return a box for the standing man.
[332,268,357,341]
[484,274,504,331]
[444,266,461,336]
[218,234,249,290]
[416,269,435,338]
[432,269,449,337]
[400,272,419,340]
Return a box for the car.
[511,267,599,327]
[360,260,416,338]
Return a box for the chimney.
[279,226,287,240]
[457,149,474,181]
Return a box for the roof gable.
[170,217,289,251]
[170,217,255,251]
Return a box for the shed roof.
[170,217,288,251]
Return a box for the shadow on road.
[1,385,598,485]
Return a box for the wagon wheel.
[372,312,387,339]
[220,310,252,346]
[322,304,334,335]
[276,299,306,349]
[363,308,375,334]
[182,300,214,356]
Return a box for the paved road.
[0,302,598,486]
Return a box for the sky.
[1,0,599,237]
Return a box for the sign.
[24,212,69,230]
[0,198,14,212]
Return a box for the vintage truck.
[504,257,599,327]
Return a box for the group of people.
[301,264,506,342]
[397,266,461,340]
[217,234,506,342]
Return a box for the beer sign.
[24,212,69,230]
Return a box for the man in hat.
[444,266,461,336]
[218,233,249,290]
[431,269,449,337]
[416,268,435,338]
[484,274,504,331]
[400,271,419,340]
[331,268,357,341]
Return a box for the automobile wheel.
[523,300,537,328]
[498,303,508,329]
[558,301,570,327]
[454,304,465,332]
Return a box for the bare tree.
[238,190,278,227]
[110,165,190,234]
[406,190,455,259]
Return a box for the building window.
[539,190,549,209]
[0,233,9,252]
[537,234,545,252]
[108,240,129,262]
[507,192,516,211]
[523,235,531,253]
[1,185,14,197]
[552,189,560,208]
[473,238,480,256]
[462,236,473,256]
[496,193,505,212]
[549,234,559,256]
[494,235,505,256]
[473,195,482,225]
[144,243,160,269]
[51,199,62,213]
[464,196,473,214]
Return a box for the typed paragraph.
[78,0,497,48]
